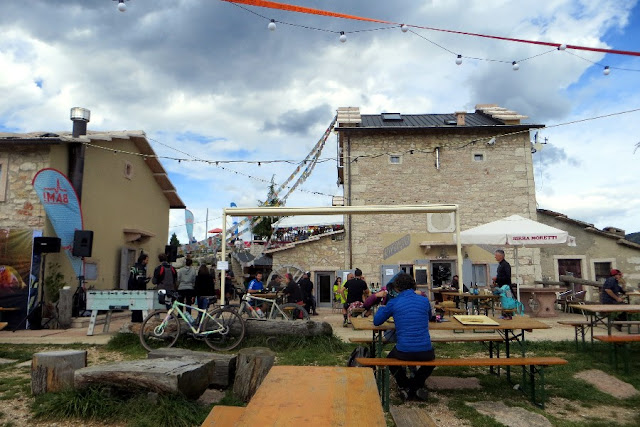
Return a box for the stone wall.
[342,130,537,282]
[0,146,49,230]
[271,235,345,275]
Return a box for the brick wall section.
[0,146,49,229]
[343,130,537,281]
[271,235,345,275]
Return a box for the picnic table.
[439,292,499,315]
[569,304,640,341]
[351,315,549,382]
[215,365,385,426]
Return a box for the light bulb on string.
[400,24,408,33]
[558,44,567,51]
[268,19,276,31]
[512,61,520,71]
[114,0,127,12]
[339,31,347,43]
[603,66,611,76]
[455,54,462,65]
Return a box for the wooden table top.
[236,365,385,426]
[245,292,279,299]
[569,304,640,313]
[351,315,549,332]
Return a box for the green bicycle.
[139,290,245,352]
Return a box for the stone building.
[537,209,640,301]
[335,105,544,287]
[0,113,184,293]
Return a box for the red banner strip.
[224,0,640,57]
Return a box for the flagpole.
[205,208,209,240]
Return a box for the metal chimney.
[70,107,91,137]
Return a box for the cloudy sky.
[2,0,639,243]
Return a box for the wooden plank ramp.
[390,405,436,427]
[201,406,244,427]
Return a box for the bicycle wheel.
[204,307,246,351]
[276,303,310,321]
[139,310,180,352]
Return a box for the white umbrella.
[457,215,572,301]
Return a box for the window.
[382,113,402,121]
[594,261,612,283]
[0,157,7,201]
[472,264,488,286]
[473,153,485,162]
[84,262,98,281]
[389,155,402,164]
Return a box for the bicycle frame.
[157,299,223,336]
[239,293,290,319]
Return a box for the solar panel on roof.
[381,113,402,121]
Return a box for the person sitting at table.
[373,273,434,401]
[492,283,524,320]
[602,269,627,329]
[450,275,469,309]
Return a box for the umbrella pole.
[515,246,520,302]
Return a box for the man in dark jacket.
[298,272,318,315]
[152,253,177,292]
[602,269,627,328]
[492,250,515,297]
[374,273,433,401]
[341,268,369,326]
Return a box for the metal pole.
[220,209,227,306]
[455,207,463,295]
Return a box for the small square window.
[473,153,485,162]
[389,155,402,164]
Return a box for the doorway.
[431,261,455,287]
[315,272,334,308]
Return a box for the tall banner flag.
[185,209,195,244]
[32,169,84,278]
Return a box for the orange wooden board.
[235,366,385,426]
[351,315,549,332]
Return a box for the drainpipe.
[347,134,353,269]
[68,107,90,201]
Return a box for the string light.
[603,66,611,76]
[455,54,462,65]
[400,24,408,33]
[339,31,347,43]
[268,19,276,31]
[114,0,127,12]
[558,44,567,51]
[512,61,520,71]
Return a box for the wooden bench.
[593,335,640,374]
[356,356,568,410]
[558,320,591,350]
[201,405,245,427]
[0,321,7,331]
[612,320,640,334]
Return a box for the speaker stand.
[12,253,48,332]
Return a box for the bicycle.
[139,290,245,352]
[235,290,310,321]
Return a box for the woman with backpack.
[177,258,197,314]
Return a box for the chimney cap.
[70,107,91,122]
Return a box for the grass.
[3,332,640,426]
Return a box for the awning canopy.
[458,215,569,246]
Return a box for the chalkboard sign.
[415,269,428,285]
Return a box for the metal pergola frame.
[219,204,463,305]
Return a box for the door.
[119,247,137,290]
[557,259,583,291]
[315,272,333,307]
[380,265,400,288]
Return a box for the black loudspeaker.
[33,237,61,254]
[72,230,94,257]
[165,245,178,262]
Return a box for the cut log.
[31,350,87,395]
[244,319,332,337]
[233,347,275,402]
[74,357,214,399]
[147,348,236,388]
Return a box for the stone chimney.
[475,104,528,125]
[603,226,626,237]
[336,107,361,127]
[455,111,466,126]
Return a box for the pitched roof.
[359,113,503,128]
[0,130,184,208]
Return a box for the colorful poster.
[32,168,84,277]
[185,209,195,244]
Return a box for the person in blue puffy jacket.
[373,273,434,401]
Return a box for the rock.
[74,357,213,399]
[147,348,236,388]
[574,369,639,399]
[31,350,87,395]
[469,401,551,427]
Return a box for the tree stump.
[244,319,332,337]
[31,350,87,395]
[233,347,275,402]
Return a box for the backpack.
[347,345,371,368]
[153,264,177,289]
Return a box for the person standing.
[341,268,368,327]
[152,253,177,292]
[177,258,197,314]
[333,277,345,305]
[282,273,304,304]
[128,252,150,323]
[602,269,627,328]
[195,264,215,314]
[299,272,318,316]
[374,273,434,401]
[492,250,515,298]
